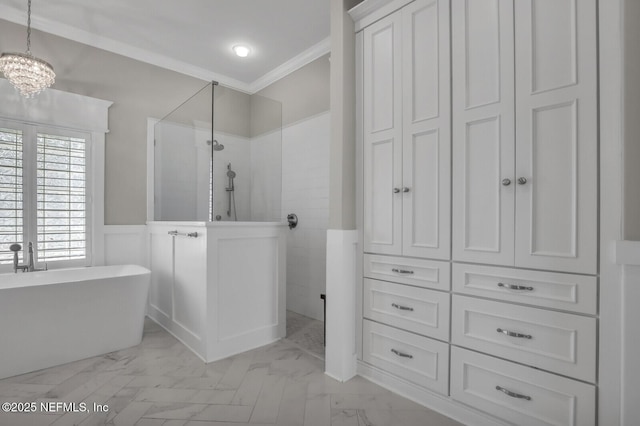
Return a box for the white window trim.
[0,79,112,271]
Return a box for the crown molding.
[248,37,331,94]
[348,0,414,32]
[0,6,329,95]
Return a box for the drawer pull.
[497,282,534,291]
[391,268,414,275]
[391,303,414,312]
[497,328,532,339]
[390,348,413,359]
[496,385,532,401]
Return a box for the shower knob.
[287,213,298,230]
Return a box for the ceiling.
[0,0,331,93]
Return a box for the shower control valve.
[287,213,298,230]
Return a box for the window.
[0,121,91,268]
[0,128,23,264]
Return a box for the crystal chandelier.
[0,0,55,98]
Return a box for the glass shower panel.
[154,83,212,221]
[153,82,282,223]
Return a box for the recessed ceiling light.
[232,45,251,58]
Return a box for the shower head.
[207,140,224,151]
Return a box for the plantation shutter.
[0,128,23,263]
[36,133,87,262]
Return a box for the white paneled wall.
[102,225,147,267]
[282,112,330,321]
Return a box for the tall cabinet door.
[452,0,515,266]
[514,0,597,274]
[401,0,450,259]
[363,10,403,255]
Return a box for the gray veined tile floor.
[0,312,463,426]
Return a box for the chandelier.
[0,0,55,98]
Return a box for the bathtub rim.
[0,264,150,290]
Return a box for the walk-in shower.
[147,81,287,364]
[151,81,282,222]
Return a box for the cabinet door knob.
[393,188,401,193]
[501,178,511,186]
[402,187,410,193]
[517,177,528,185]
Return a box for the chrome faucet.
[26,242,46,272]
[9,243,28,273]
[27,242,35,272]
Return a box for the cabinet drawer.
[363,320,449,395]
[363,254,450,290]
[364,278,449,341]
[451,347,595,426]
[452,295,596,382]
[453,263,597,314]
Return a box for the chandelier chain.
[26,0,32,53]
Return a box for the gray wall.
[0,19,251,225]
[255,54,330,129]
[624,0,640,239]
[328,0,357,230]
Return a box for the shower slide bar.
[168,230,199,238]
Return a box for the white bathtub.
[0,264,150,379]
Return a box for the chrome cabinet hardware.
[393,188,401,193]
[391,303,414,312]
[391,268,414,274]
[168,230,199,238]
[495,385,532,401]
[390,348,413,359]
[501,178,512,186]
[497,282,534,291]
[517,177,528,185]
[402,187,410,192]
[497,328,532,339]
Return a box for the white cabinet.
[352,0,600,424]
[452,0,597,274]
[363,320,450,395]
[452,295,597,382]
[451,347,596,426]
[147,221,286,363]
[364,278,450,341]
[363,0,450,260]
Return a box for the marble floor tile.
[141,402,206,420]
[0,317,463,426]
[191,404,253,422]
[331,409,360,426]
[286,310,325,359]
[249,374,286,423]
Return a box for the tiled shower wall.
[282,112,330,321]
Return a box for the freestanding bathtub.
[0,264,150,379]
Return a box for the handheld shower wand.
[226,163,237,220]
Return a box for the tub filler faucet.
[9,242,47,273]
[9,243,28,273]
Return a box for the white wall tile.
[281,112,330,321]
